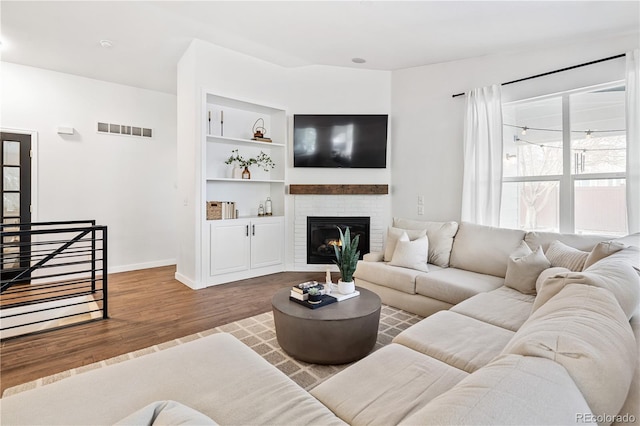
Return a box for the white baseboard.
[174,271,198,289]
[108,259,176,274]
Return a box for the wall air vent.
[97,122,152,138]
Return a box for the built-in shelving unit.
[202,92,287,286]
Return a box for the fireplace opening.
[307,216,370,265]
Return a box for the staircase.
[1,221,108,339]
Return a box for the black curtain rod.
[452,53,626,98]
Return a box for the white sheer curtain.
[461,84,503,226]
[626,49,640,234]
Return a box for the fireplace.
[307,216,370,265]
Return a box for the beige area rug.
[3,304,423,397]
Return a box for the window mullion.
[559,94,574,233]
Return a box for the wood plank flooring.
[0,266,331,394]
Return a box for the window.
[500,82,627,235]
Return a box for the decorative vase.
[338,279,355,295]
[232,166,243,179]
[242,166,251,179]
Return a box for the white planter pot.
[338,279,355,295]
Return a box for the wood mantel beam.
[289,184,389,195]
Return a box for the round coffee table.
[271,286,381,364]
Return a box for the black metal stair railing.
[0,220,108,339]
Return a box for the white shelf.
[208,215,284,221]
[207,134,284,148]
[206,178,285,183]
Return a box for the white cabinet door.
[250,217,284,269]
[210,220,250,276]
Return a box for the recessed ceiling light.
[352,58,366,64]
[100,39,114,48]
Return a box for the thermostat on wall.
[57,126,74,135]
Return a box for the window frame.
[501,80,626,234]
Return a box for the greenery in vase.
[225,149,275,171]
[333,226,360,283]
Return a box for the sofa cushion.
[0,333,345,426]
[606,240,640,270]
[363,251,384,262]
[535,266,571,294]
[393,311,514,373]
[532,247,640,319]
[114,400,218,425]
[354,260,429,294]
[384,226,427,262]
[525,230,611,252]
[614,232,640,249]
[451,286,535,332]
[393,218,458,267]
[399,355,596,426]
[503,284,636,424]
[545,240,589,271]
[583,240,626,270]
[389,233,429,272]
[415,268,504,305]
[449,222,526,277]
[310,343,468,425]
[504,243,550,295]
[616,314,640,426]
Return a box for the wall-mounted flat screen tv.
[293,114,388,168]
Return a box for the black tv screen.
[293,114,388,168]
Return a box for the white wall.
[176,40,390,285]
[391,32,639,222]
[0,62,177,272]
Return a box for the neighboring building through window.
[501,82,627,236]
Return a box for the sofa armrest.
[363,251,384,262]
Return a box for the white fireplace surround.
[293,194,389,271]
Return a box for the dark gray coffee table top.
[272,286,382,364]
[272,286,381,320]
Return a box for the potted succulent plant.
[307,286,323,304]
[333,226,360,295]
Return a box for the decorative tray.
[289,295,337,309]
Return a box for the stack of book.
[251,136,272,143]
[290,281,325,301]
[221,202,236,219]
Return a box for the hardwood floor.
[0,266,331,394]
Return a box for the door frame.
[1,128,38,222]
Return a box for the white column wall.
[177,40,391,283]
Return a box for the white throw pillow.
[545,240,588,272]
[389,233,429,272]
[583,240,626,270]
[392,218,458,267]
[504,245,551,295]
[383,226,426,262]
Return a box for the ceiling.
[1,1,638,94]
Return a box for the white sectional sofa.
[354,218,623,317]
[1,221,639,425]
[313,244,640,425]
